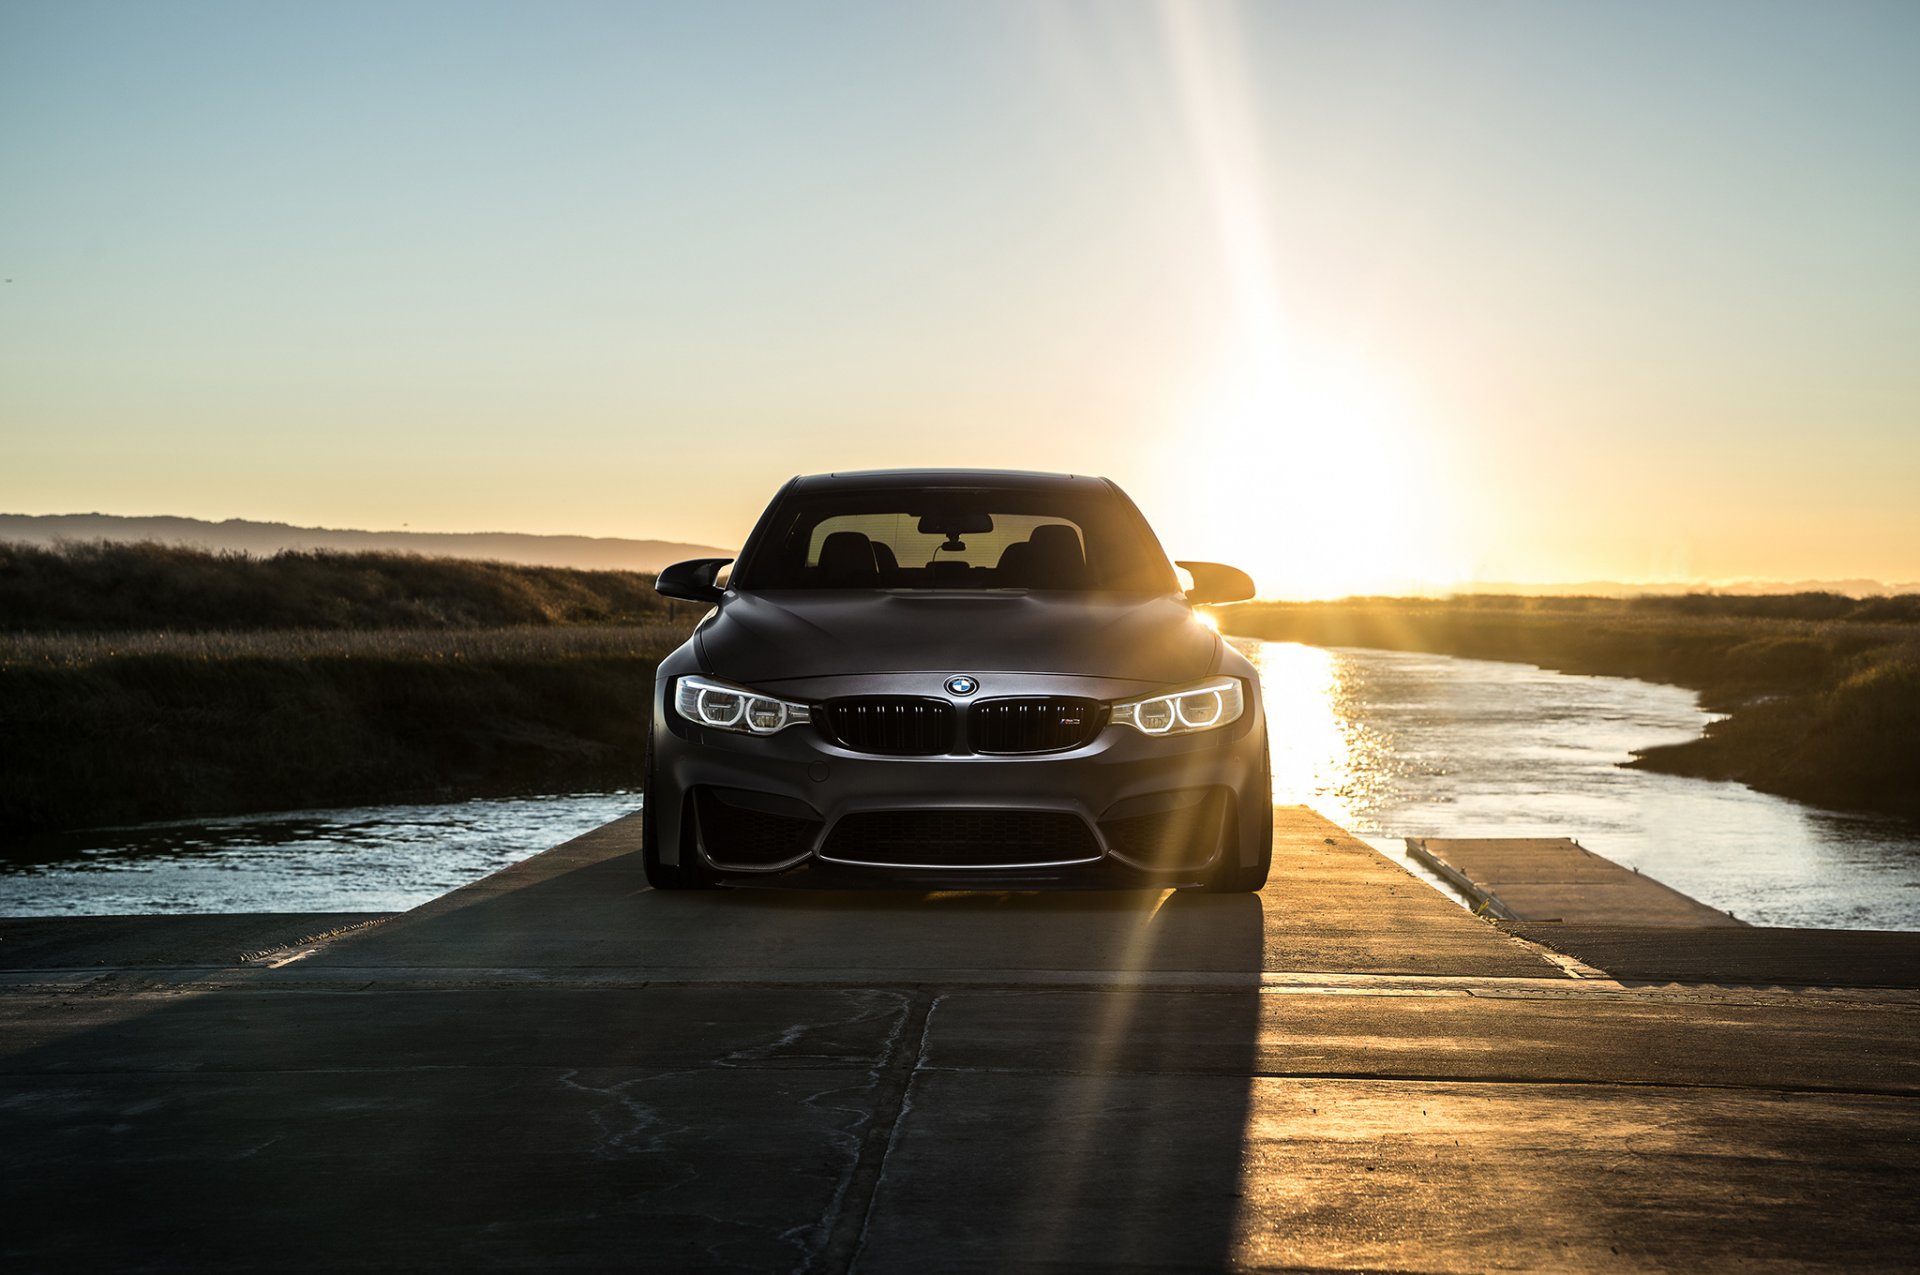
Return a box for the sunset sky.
[3,0,1916,597]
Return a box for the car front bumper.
[648,650,1269,887]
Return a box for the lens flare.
[1154,0,1466,599]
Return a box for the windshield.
[734,485,1178,592]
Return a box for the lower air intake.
[1098,789,1227,871]
[821,809,1101,868]
[695,788,823,869]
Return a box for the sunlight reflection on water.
[1244,639,1920,931]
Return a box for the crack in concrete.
[768,989,920,1274]
[798,990,935,1275]
[541,990,921,1274]
[555,1067,684,1160]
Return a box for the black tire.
[1205,743,1272,893]
[640,719,712,890]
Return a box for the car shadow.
[0,816,1270,1270]
[691,878,1268,1266]
[837,887,1267,1268]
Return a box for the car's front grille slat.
[820,696,954,756]
[969,696,1105,754]
[823,693,1105,756]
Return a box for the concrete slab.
[0,912,391,969]
[4,1062,886,1272]
[859,1072,1920,1273]
[916,986,1920,1093]
[3,807,1917,1272]
[1506,921,1920,988]
[1,985,912,1272]
[302,809,1556,982]
[1410,837,1747,925]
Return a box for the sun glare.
[1178,347,1461,599]
[1154,0,1465,600]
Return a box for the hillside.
[0,513,732,574]
[0,541,678,631]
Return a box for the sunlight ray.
[1155,1,1464,598]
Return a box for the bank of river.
[5,643,1916,927]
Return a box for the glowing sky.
[3,1,1916,596]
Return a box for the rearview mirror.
[655,558,733,605]
[1175,560,1255,606]
[916,510,994,535]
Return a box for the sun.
[1166,345,1464,599]
[1148,1,1467,601]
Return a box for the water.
[1249,641,1920,931]
[5,644,1918,927]
[0,792,641,916]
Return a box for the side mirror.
[656,558,733,605]
[1175,560,1255,606]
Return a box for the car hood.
[696,590,1221,686]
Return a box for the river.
[5,641,1917,927]
[1250,641,1920,930]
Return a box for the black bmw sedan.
[645,469,1271,891]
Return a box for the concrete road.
[4,808,1918,1272]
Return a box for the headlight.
[674,675,811,735]
[1111,677,1244,737]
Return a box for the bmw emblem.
[945,675,979,696]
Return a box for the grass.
[0,543,703,843]
[1222,595,1920,818]
[0,623,693,669]
[0,624,695,842]
[0,540,677,631]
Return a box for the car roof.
[790,468,1109,493]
